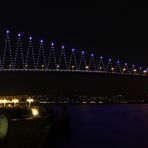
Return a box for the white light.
[12,99,19,103]
[123,68,126,71]
[51,42,54,46]
[85,66,89,70]
[143,70,147,74]
[29,37,32,40]
[111,67,114,71]
[133,69,137,72]
[40,40,43,43]
[31,108,39,116]
[100,56,103,59]
[6,30,10,34]
[62,46,64,49]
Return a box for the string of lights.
[68,48,78,70]
[25,37,36,69]
[36,40,46,69]
[0,29,147,76]
[14,33,25,69]
[2,30,13,69]
[78,51,87,70]
[98,56,105,71]
[89,53,96,70]
[48,43,57,69]
[58,46,68,69]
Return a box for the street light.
[0,99,8,107]
[12,99,19,107]
[26,97,34,108]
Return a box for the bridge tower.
[68,48,77,70]
[2,30,13,69]
[25,37,35,69]
[78,51,87,70]
[47,43,57,69]
[106,58,114,73]
[115,61,122,73]
[13,33,25,69]
[89,53,96,71]
[57,46,68,70]
[97,56,105,71]
[36,40,46,69]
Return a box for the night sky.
[0,2,148,67]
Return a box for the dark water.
[48,104,148,148]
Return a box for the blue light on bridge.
[81,51,85,54]
[62,46,64,49]
[72,48,75,52]
[18,33,21,37]
[6,30,10,34]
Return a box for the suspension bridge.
[0,30,147,77]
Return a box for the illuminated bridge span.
[0,30,147,76]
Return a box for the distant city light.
[29,37,32,40]
[12,99,19,106]
[51,42,54,46]
[0,99,8,107]
[111,67,114,71]
[62,45,64,49]
[85,65,89,70]
[91,53,94,57]
[18,33,21,37]
[100,56,103,59]
[40,40,43,43]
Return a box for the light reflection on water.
[48,104,148,148]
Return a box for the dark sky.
[0,1,148,67]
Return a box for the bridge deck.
[0,69,147,77]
